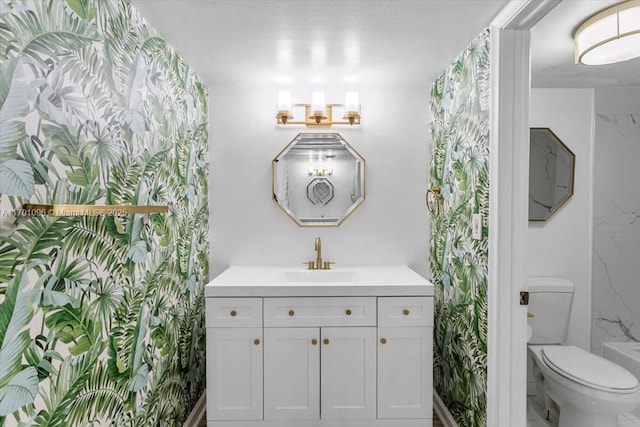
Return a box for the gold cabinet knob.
[380,337,387,344]
[402,309,410,316]
[311,338,318,345]
[323,338,330,345]
[254,339,260,346]
[345,309,352,316]
[230,310,237,317]
[288,310,295,317]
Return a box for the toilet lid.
[541,346,639,392]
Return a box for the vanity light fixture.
[574,0,640,65]
[308,168,333,177]
[275,91,361,126]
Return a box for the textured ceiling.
[131,0,510,88]
[131,0,639,91]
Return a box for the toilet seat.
[541,346,640,393]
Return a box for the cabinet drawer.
[378,297,433,327]
[264,297,376,327]
[206,298,262,327]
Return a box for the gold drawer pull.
[311,338,318,345]
[323,338,330,345]
[345,309,352,316]
[380,337,387,344]
[254,339,260,346]
[230,310,237,317]
[403,309,410,316]
[288,310,295,317]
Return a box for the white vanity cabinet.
[377,297,433,419]
[205,298,263,421]
[263,327,319,419]
[320,326,377,420]
[205,266,434,427]
[262,297,377,421]
[263,325,377,421]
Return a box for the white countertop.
[205,266,434,297]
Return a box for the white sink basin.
[279,270,361,283]
[205,266,433,297]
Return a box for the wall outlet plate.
[472,213,482,240]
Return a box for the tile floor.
[526,397,640,427]
[527,416,640,427]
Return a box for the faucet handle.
[322,261,335,270]
[304,261,315,270]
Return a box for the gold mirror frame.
[529,127,576,221]
[272,133,365,227]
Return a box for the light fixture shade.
[344,91,360,114]
[575,0,640,65]
[276,90,293,124]
[277,90,292,113]
[311,91,326,114]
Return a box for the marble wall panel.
[592,88,640,353]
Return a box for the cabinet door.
[320,327,377,420]
[264,328,320,420]
[207,327,263,420]
[377,326,433,419]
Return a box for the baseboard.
[433,390,459,427]
[183,390,206,427]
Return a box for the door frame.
[486,1,560,426]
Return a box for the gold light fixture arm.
[425,186,441,217]
[22,204,169,217]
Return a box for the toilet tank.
[527,277,575,345]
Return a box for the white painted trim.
[183,390,207,427]
[487,25,531,427]
[433,390,459,427]
[486,1,561,427]
[493,0,559,30]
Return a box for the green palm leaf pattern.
[0,1,208,426]
[429,29,490,427]
[0,270,37,417]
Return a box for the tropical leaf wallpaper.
[428,29,490,427]
[0,1,209,426]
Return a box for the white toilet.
[527,277,640,427]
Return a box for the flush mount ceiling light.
[275,90,361,126]
[574,0,640,65]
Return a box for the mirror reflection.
[529,127,575,221]
[272,133,365,227]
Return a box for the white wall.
[591,87,640,354]
[529,88,594,350]
[208,82,431,279]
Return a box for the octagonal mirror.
[529,127,575,221]
[272,133,365,226]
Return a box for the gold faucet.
[315,237,322,268]
[306,237,334,269]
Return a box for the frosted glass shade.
[575,1,640,65]
[277,90,292,113]
[311,91,326,114]
[344,91,360,114]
